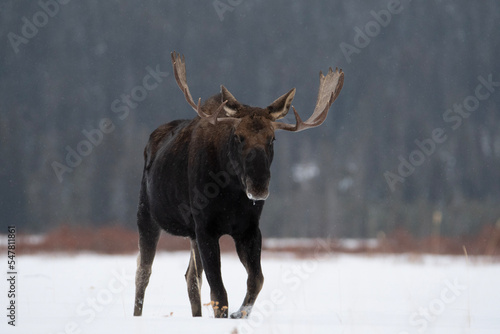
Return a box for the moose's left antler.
[272,67,344,132]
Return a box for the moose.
[133,52,344,319]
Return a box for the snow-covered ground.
[3,251,499,333]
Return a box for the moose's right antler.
[171,52,227,125]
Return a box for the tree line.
[1,0,499,238]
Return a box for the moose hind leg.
[185,239,204,317]
[231,228,264,319]
[133,217,160,316]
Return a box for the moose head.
[171,52,344,202]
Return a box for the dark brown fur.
[133,88,295,319]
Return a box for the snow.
[262,238,379,250]
[0,235,45,247]
[291,162,320,183]
[3,252,500,333]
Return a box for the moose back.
[133,52,344,319]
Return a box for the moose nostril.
[246,191,269,201]
[245,177,270,201]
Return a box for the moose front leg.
[195,231,229,318]
[231,227,264,319]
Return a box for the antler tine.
[171,52,197,111]
[205,100,228,125]
[273,67,344,132]
[171,52,240,126]
[171,51,219,122]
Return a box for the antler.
[171,51,227,125]
[273,67,344,132]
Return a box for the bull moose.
[133,52,344,318]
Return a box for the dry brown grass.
[5,224,500,257]
[9,224,235,254]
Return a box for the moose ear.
[221,85,239,116]
[268,88,296,120]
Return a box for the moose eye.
[236,135,245,144]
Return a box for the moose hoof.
[230,306,252,319]
[211,302,229,318]
[214,310,228,318]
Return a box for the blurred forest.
[1,0,499,238]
